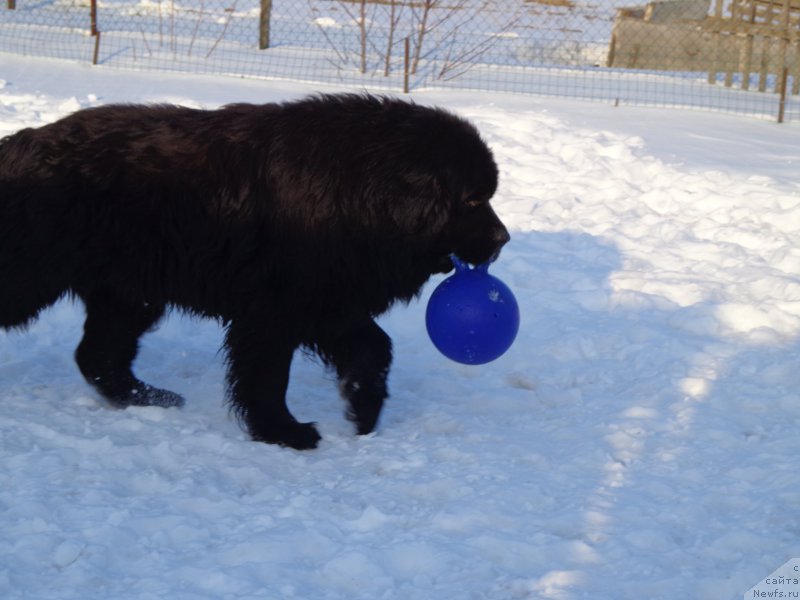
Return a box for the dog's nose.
[495,226,511,248]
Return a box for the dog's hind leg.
[74,290,184,408]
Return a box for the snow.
[2,53,800,600]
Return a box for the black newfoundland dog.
[0,94,509,449]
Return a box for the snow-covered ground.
[1,55,800,600]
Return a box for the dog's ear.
[392,169,453,235]
[355,167,453,238]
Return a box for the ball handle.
[451,255,491,274]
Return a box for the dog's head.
[349,98,509,276]
[427,115,509,273]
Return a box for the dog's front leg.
[319,318,393,437]
[224,318,321,450]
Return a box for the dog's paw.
[107,383,185,409]
[252,421,322,450]
[346,402,381,436]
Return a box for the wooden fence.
[608,0,799,96]
[705,0,800,94]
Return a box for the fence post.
[90,0,98,36]
[8,0,16,9]
[92,31,101,65]
[403,37,410,94]
[707,0,724,84]
[740,3,756,90]
[777,66,789,123]
[87,0,101,65]
[776,0,791,93]
[259,0,272,49]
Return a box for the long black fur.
[0,93,509,449]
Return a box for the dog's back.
[0,105,240,327]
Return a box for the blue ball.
[426,257,520,365]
